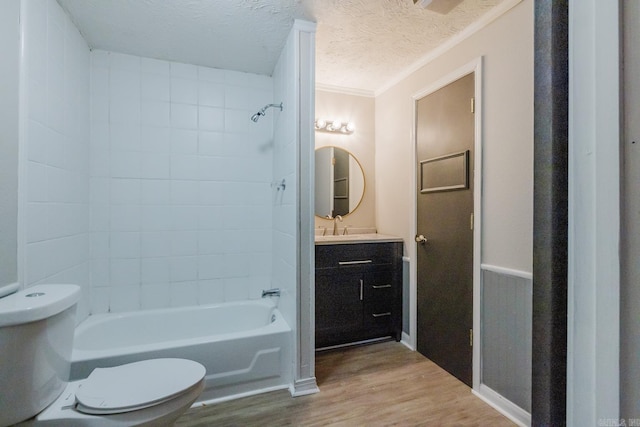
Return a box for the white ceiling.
[57,0,507,94]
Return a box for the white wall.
[349,155,365,213]
[270,22,317,394]
[21,0,91,320]
[315,90,376,232]
[89,50,276,313]
[374,0,533,419]
[0,0,20,287]
[375,0,533,273]
[314,146,333,216]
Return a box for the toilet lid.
[75,358,205,415]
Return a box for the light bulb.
[315,119,326,129]
[345,122,355,132]
[329,120,342,131]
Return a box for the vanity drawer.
[315,243,398,269]
[364,310,394,331]
[363,270,394,301]
[364,272,394,323]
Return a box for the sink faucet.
[333,215,343,235]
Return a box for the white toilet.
[0,284,205,427]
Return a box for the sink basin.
[314,234,403,244]
[316,234,368,240]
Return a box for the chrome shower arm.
[263,103,283,112]
[250,102,284,122]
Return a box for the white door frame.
[410,57,483,391]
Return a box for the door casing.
[410,57,483,391]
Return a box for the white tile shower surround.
[22,0,299,322]
[23,0,92,320]
[89,49,282,314]
[270,27,299,335]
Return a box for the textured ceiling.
[57,0,508,93]
[311,0,504,92]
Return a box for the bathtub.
[70,299,292,404]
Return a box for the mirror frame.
[314,145,366,219]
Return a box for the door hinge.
[471,97,475,114]
[470,213,474,230]
[331,157,336,165]
[470,329,473,347]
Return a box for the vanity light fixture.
[315,118,355,134]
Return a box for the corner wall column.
[294,19,319,396]
[532,0,568,424]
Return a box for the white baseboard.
[289,377,320,397]
[473,384,530,426]
[400,332,415,350]
[480,264,532,280]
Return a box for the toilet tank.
[0,284,80,427]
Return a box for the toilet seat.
[75,358,205,415]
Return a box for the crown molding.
[375,0,523,96]
[315,83,375,98]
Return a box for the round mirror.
[315,146,365,218]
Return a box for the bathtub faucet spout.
[262,288,281,298]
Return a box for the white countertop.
[314,233,403,245]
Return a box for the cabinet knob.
[415,235,428,244]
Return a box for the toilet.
[0,284,205,427]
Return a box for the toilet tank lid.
[75,358,206,415]
[0,284,80,327]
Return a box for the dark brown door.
[416,73,474,386]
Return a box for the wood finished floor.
[175,341,515,426]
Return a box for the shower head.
[250,102,283,122]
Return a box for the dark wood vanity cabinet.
[315,241,403,349]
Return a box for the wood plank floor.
[175,341,515,426]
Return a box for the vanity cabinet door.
[315,270,364,347]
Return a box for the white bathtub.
[70,299,292,404]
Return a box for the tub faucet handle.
[262,288,281,298]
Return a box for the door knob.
[415,235,427,244]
